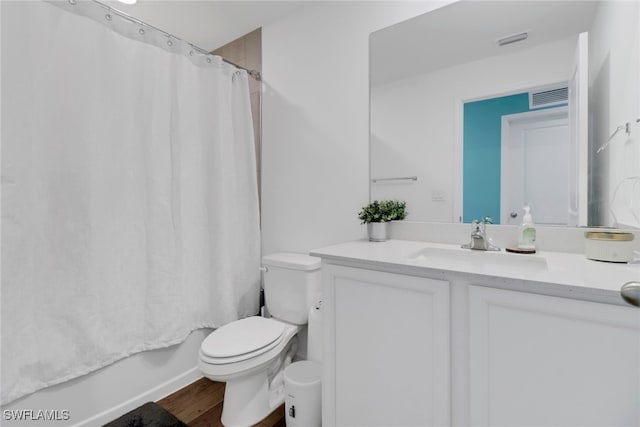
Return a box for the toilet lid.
[201,316,285,359]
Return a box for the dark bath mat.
[103,402,187,427]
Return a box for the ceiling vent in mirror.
[497,31,528,46]
[529,86,568,109]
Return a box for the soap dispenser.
[518,205,536,251]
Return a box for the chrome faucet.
[462,217,500,251]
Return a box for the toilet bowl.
[198,316,301,427]
[197,253,321,427]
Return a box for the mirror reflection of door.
[462,90,569,224]
[501,108,569,226]
[462,32,588,225]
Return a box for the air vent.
[529,86,568,109]
[497,32,528,46]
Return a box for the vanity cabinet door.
[468,285,640,427]
[322,264,450,427]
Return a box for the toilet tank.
[262,253,321,325]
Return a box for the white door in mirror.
[501,109,569,226]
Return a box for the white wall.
[589,1,640,228]
[260,1,449,256]
[371,36,576,223]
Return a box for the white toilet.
[198,253,321,427]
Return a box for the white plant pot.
[367,222,389,242]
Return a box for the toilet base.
[221,371,278,427]
[205,335,298,427]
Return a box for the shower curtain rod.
[91,0,262,81]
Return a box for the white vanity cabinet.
[468,285,640,427]
[315,243,640,427]
[321,263,451,427]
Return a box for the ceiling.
[101,0,311,51]
[370,0,600,87]
[96,1,600,83]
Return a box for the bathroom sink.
[407,246,548,273]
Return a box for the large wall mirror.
[370,0,640,228]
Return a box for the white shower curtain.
[1,1,261,404]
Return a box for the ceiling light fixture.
[117,0,137,4]
[497,31,528,46]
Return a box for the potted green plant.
[358,200,407,242]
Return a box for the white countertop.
[310,239,640,305]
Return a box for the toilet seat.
[200,316,285,365]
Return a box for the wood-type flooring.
[157,377,285,427]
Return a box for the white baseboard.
[72,367,203,427]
